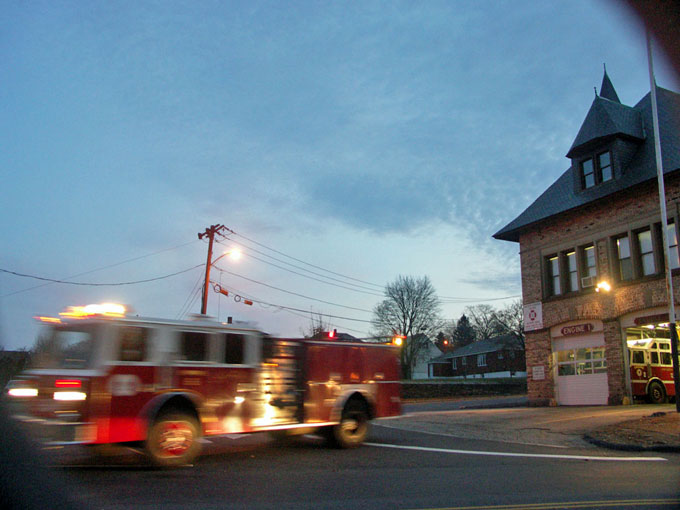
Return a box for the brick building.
[428,334,526,379]
[494,70,680,406]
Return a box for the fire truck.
[5,304,401,467]
[627,337,677,404]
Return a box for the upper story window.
[477,354,487,367]
[610,221,680,282]
[566,251,578,292]
[668,222,680,270]
[583,245,597,278]
[544,245,598,297]
[582,159,595,188]
[548,255,561,295]
[598,152,612,182]
[616,235,634,281]
[637,229,655,276]
[580,150,613,189]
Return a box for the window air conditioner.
[581,276,595,288]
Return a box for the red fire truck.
[5,304,401,466]
[628,337,677,404]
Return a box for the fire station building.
[494,70,680,406]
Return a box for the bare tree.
[465,304,504,341]
[492,299,525,349]
[371,275,442,379]
[301,311,332,339]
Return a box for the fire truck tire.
[647,381,667,404]
[326,400,369,448]
[146,412,202,467]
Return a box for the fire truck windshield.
[32,325,96,369]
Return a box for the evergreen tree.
[452,314,475,348]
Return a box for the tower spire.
[599,65,621,103]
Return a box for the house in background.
[411,336,443,379]
[428,335,526,379]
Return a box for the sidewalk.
[386,398,680,452]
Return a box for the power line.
[212,265,373,313]
[213,283,371,336]
[214,239,384,297]
[221,228,520,304]
[1,240,201,298]
[211,283,373,323]
[440,295,521,303]
[218,226,521,305]
[177,271,205,319]
[223,228,384,289]
[0,265,203,287]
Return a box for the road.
[42,403,679,510]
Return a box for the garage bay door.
[553,336,608,405]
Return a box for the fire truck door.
[106,325,155,443]
[260,339,305,424]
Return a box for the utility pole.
[198,224,226,315]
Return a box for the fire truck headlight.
[234,396,245,404]
[8,388,38,398]
[53,391,87,401]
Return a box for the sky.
[1,0,678,350]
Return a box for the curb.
[583,434,680,453]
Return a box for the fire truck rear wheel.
[647,381,667,404]
[146,412,202,467]
[328,400,369,448]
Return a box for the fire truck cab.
[6,305,401,467]
[628,337,676,404]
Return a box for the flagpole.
[647,31,680,412]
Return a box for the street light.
[213,248,242,265]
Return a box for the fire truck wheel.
[647,381,667,404]
[146,412,202,467]
[328,400,369,448]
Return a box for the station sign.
[560,323,594,336]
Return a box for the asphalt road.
[40,414,680,510]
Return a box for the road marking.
[374,421,570,449]
[365,442,667,462]
[413,499,680,509]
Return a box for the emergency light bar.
[60,303,127,318]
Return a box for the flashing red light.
[55,379,82,388]
[328,329,337,339]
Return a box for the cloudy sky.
[1,0,678,350]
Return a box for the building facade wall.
[449,349,526,378]
[519,176,680,405]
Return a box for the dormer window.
[599,152,612,182]
[580,150,612,189]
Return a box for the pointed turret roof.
[599,67,621,103]
[493,85,680,243]
[565,95,643,157]
[566,68,642,158]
